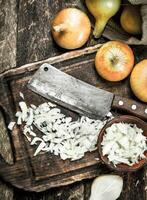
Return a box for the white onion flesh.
[8,92,113,161]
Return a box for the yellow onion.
[51,8,91,49]
[130,59,147,103]
[85,0,121,38]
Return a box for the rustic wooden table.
[0,0,147,199]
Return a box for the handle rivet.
[118,100,124,106]
[131,105,137,110]
[44,67,48,71]
[145,109,147,114]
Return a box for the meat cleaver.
[28,63,147,120]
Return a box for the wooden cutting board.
[0,44,146,193]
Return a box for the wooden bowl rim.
[98,115,147,172]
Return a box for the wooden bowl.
[98,115,147,172]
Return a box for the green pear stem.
[93,19,107,38]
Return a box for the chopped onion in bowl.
[101,123,147,166]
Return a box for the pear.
[86,0,121,38]
[120,5,142,35]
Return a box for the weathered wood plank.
[0,0,17,73]
[0,111,13,164]
[16,0,104,67]
[0,44,102,78]
[14,183,85,200]
[144,165,147,199]
[17,0,64,67]
[0,181,13,200]
[0,0,17,199]
[54,182,84,200]
[14,187,55,200]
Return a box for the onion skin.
[95,41,134,81]
[89,175,123,200]
[51,8,91,50]
[120,5,142,35]
[130,60,147,103]
[85,0,121,38]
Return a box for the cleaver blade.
[28,63,113,119]
[28,63,147,120]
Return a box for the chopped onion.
[9,93,113,160]
[8,122,16,130]
[102,123,147,166]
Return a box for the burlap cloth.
[103,0,147,45]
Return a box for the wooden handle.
[112,95,147,121]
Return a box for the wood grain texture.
[14,182,84,200]
[16,0,104,67]
[0,111,13,164]
[144,165,147,199]
[112,96,147,121]
[0,0,17,73]
[0,44,102,79]
[0,0,17,199]
[17,0,65,67]
[0,181,13,200]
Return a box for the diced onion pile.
[102,123,147,166]
[9,93,111,161]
